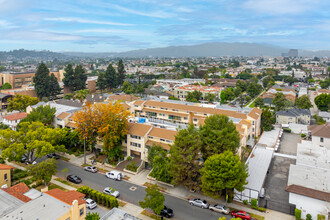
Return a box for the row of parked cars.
[188,198,252,220]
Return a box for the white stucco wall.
[311,136,330,150]
[289,193,329,220]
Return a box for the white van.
[105,171,123,181]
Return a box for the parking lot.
[87,205,109,218]
[259,132,300,215]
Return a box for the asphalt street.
[56,160,228,220]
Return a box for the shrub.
[77,186,118,208]
[127,156,132,161]
[295,208,301,220]
[251,199,258,207]
[0,157,5,164]
[126,161,138,172]
[317,214,325,220]
[283,128,291,133]
[243,200,248,205]
[306,214,312,220]
[258,207,266,212]
[301,133,306,138]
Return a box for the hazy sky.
[0,0,329,52]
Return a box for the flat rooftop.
[296,141,330,170]
[0,190,24,218]
[1,193,71,220]
[256,125,281,148]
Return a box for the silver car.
[84,166,98,173]
[209,204,230,214]
[103,187,120,198]
[188,198,209,209]
[85,198,97,209]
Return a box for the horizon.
[0,0,330,52]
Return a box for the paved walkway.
[50,176,76,191]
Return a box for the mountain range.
[1,43,330,60]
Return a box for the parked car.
[47,153,60,159]
[160,206,174,218]
[231,210,251,220]
[67,175,82,184]
[188,198,209,209]
[105,171,123,181]
[103,187,120,198]
[84,166,98,173]
[259,188,265,198]
[85,198,97,209]
[21,156,37,165]
[209,204,230,214]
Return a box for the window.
[4,173,7,180]
[130,135,141,140]
[66,218,70,220]
[148,136,153,139]
[193,119,198,122]
[80,208,84,216]
[184,117,188,120]
[130,142,141,148]
[320,137,324,142]
[166,140,172,143]
[252,121,255,125]
[160,139,165,142]
[135,105,138,107]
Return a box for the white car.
[103,187,120,198]
[84,166,98,173]
[85,198,97,209]
[105,171,123,180]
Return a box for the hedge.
[77,186,118,209]
[295,208,301,220]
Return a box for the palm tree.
[75,89,91,105]
[74,89,91,164]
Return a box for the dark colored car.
[47,153,60,159]
[67,175,82,184]
[160,206,174,218]
[231,210,251,220]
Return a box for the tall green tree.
[117,59,126,86]
[85,212,100,220]
[295,95,312,109]
[105,64,117,90]
[272,92,291,111]
[186,90,202,102]
[205,93,216,103]
[314,93,330,111]
[200,151,248,199]
[254,97,264,108]
[27,158,57,186]
[49,73,61,100]
[139,185,165,216]
[170,124,202,191]
[1,82,12,90]
[63,64,75,91]
[247,82,263,98]
[7,94,39,112]
[75,89,90,104]
[200,115,240,160]
[261,107,275,131]
[96,72,107,93]
[19,105,56,126]
[33,62,51,99]
[0,122,66,164]
[74,65,87,91]
[148,144,173,183]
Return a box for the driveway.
[260,156,296,215]
[87,205,109,218]
[278,133,300,155]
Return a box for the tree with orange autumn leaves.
[72,101,131,160]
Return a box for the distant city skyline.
[0,0,330,52]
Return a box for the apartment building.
[174,85,222,101]
[122,122,176,161]
[0,71,60,89]
[129,99,262,154]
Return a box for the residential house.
[1,112,28,130]
[318,111,330,122]
[308,123,330,149]
[0,183,87,220]
[317,89,330,95]
[261,86,296,106]
[286,141,330,220]
[276,109,311,125]
[0,164,14,188]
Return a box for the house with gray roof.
[276,109,311,125]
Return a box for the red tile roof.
[45,189,86,205]
[0,164,14,170]
[2,112,28,121]
[1,182,31,203]
[286,184,330,202]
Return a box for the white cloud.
[45,17,133,26]
[74,28,151,36]
[243,0,319,15]
[108,4,173,18]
